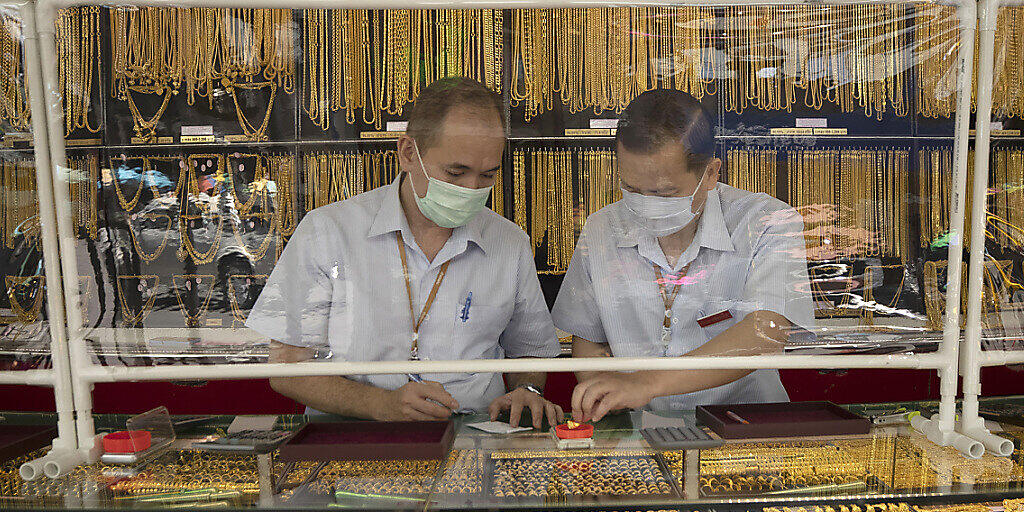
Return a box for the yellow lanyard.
[653,265,688,348]
[396,232,450,360]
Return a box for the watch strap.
[516,383,544,397]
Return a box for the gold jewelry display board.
[1,4,1020,353]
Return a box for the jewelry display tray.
[277,420,455,462]
[0,425,56,463]
[696,401,871,439]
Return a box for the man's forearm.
[633,310,791,398]
[571,335,612,382]
[269,375,390,419]
[504,370,547,391]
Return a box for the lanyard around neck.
[653,264,689,348]
[396,232,450,360]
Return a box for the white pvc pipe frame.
[0,0,79,455]
[957,0,1023,457]
[24,0,978,457]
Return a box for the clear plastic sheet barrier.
[7,4,1006,409]
[0,6,53,372]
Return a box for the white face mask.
[621,171,709,237]
[409,141,493,228]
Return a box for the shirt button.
[698,309,705,317]
[672,317,679,325]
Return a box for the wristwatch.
[516,384,544,397]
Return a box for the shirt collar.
[615,184,736,254]
[366,175,490,256]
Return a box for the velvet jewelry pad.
[278,420,455,461]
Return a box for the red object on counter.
[102,430,151,453]
[555,422,594,439]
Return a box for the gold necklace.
[226,153,266,215]
[171,274,216,326]
[268,154,298,239]
[225,80,277,141]
[127,212,173,264]
[177,155,225,265]
[109,155,149,212]
[5,275,44,323]
[115,274,159,327]
[226,274,268,327]
[69,154,99,239]
[57,7,102,135]
[0,12,30,131]
[232,208,276,263]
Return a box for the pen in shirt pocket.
[459,292,473,322]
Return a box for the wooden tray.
[277,420,455,461]
[696,401,870,439]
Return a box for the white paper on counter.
[466,421,533,434]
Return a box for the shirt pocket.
[451,300,512,357]
[430,300,510,385]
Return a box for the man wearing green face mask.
[247,78,564,428]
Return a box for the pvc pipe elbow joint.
[910,414,984,459]
[950,432,985,459]
[41,449,86,479]
[18,454,47,481]
[962,428,1014,457]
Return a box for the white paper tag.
[590,118,619,129]
[386,121,408,132]
[181,125,214,136]
[227,415,278,433]
[991,121,1004,131]
[466,421,533,434]
[796,118,828,128]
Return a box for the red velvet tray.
[0,425,56,463]
[277,420,455,461]
[696,401,870,439]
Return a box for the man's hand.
[572,372,656,423]
[376,381,459,421]
[488,387,564,429]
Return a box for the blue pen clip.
[459,292,473,322]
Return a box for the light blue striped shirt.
[551,183,814,411]
[246,176,560,413]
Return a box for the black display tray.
[278,420,455,462]
[696,401,871,439]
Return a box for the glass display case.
[0,399,1023,510]
[1,0,1022,508]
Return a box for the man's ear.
[704,158,723,189]
[396,135,417,172]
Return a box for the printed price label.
[360,131,404,139]
[180,135,216,143]
[565,128,614,136]
[769,127,814,135]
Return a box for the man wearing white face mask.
[247,78,563,427]
[551,90,813,422]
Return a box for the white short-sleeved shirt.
[551,183,814,411]
[246,176,560,413]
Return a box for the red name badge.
[697,309,733,328]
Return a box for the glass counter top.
[1,399,1023,510]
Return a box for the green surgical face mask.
[409,141,493,228]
